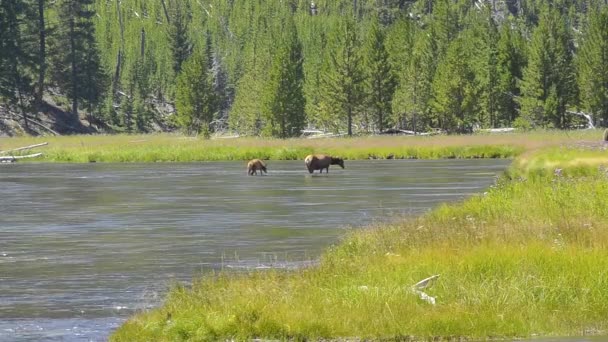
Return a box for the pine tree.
[496,18,526,126]
[175,50,216,135]
[363,16,396,132]
[167,0,192,75]
[318,17,366,136]
[466,7,500,128]
[0,0,36,130]
[577,3,608,126]
[518,4,576,129]
[261,18,306,138]
[49,0,108,120]
[392,28,436,132]
[431,36,478,133]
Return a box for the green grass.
[0,129,603,162]
[111,140,608,341]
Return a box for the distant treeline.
[1,0,608,136]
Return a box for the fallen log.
[0,142,48,155]
[0,153,43,163]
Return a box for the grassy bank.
[111,140,608,341]
[0,130,602,162]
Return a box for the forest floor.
[0,97,103,137]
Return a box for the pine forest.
[1,0,608,137]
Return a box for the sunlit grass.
[111,144,608,341]
[0,129,604,162]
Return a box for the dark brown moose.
[304,154,345,174]
[247,159,267,175]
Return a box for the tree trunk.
[69,16,78,119]
[161,0,171,24]
[347,107,353,136]
[37,0,46,106]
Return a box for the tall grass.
[111,145,608,341]
[0,129,603,162]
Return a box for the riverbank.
[0,130,601,162]
[110,137,608,341]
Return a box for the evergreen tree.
[496,18,526,126]
[261,18,306,138]
[392,28,436,132]
[49,0,107,120]
[363,16,396,132]
[167,0,192,75]
[519,4,576,128]
[0,0,36,130]
[466,8,500,128]
[175,50,216,135]
[318,17,366,136]
[431,36,478,133]
[577,3,608,126]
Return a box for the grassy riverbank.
[0,130,601,162]
[111,139,608,341]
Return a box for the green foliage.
[3,0,608,135]
[166,0,192,75]
[519,4,576,129]
[496,19,526,126]
[391,22,434,132]
[49,0,108,119]
[577,4,608,126]
[363,16,396,132]
[261,17,306,138]
[175,50,216,135]
[317,17,366,136]
[431,35,478,133]
[0,0,36,128]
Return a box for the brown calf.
[247,159,267,175]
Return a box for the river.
[0,159,509,341]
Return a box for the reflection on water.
[0,159,508,341]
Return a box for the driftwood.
[0,142,47,163]
[567,110,595,129]
[0,142,48,154]
[0,153,43,163]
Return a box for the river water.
[0,159,509,341]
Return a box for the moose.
[304,154,345,174]
[247,159,267,175]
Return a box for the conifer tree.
[0,0,36,130]
[49,0,107,120]
[496,18,526,126]
[318,17,365,136]
[175,50,216,135]
[519,4,576,128]
[261,18,306,138]
[466,8,500,128]
[363,16,396,132]
[431,37,478,133]
[167,0,192,75]
[577,3,608,126]
[392,28,435,132]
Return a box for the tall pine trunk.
[37,0,45,106]
[69,16,78,119]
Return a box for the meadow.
[0,130,600,162]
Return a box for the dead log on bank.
[0,153,43,163]
[0,142,48,154]
[0,142,47,163]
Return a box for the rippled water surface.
[0,160,509,341]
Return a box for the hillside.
[1,0,607,136]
